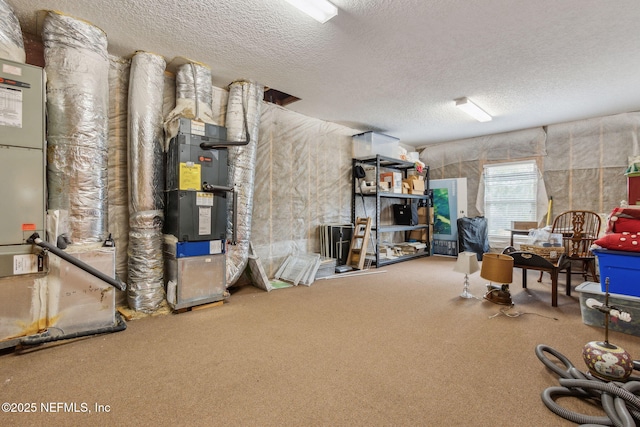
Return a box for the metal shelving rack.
[351,155,431,267]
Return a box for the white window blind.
[483,161,538,239]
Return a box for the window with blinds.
[483,161,538,240]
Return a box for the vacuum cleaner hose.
[536,344,640,427]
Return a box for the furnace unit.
[0,58,126,349]
[164,118,235,310]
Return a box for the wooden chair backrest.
[550,210,601,258]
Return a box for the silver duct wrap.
[127,52,166,312]
[108,55,131,301]
[43,11,109,244]
[164,61,217,145]
[225,80,264,286]
[176,62,213,110]
[0,0,25,63]
[163,71,176,120]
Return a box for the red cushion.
[594,232,640,252]
[607,207,640,232]
[611,217,640,233]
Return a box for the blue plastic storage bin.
[594,249,640,297]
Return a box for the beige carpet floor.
[1,255,639,426]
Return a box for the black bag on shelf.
[457,216,490,260]
[393,203,418,226]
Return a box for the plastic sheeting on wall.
[225,80,264,287]
[127,51,166,312]
[544,112,639,214]
[420,112,640,231]
[43,11,109,245]
[251,103,355,277]
[0,0,25,63]
[107,55,130,305]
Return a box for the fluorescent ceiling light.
[284,0,338,23]
[455,97,492,122]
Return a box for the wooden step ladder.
[346,217,372,270]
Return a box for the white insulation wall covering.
[127,52,166,312]
[420,112,640,222]
[108,55,131,304]
[43,11,109,244]
[225,80,264,287]
[251,103,355,277]
[0,0,25,63]
[544,112,640,213]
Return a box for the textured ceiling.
[8,0,640,147]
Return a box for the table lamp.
[453,252,480,299]
[480,253,514,305]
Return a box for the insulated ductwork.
[0,0,25,63]
[164,60,217,145]
[127,52,166,312]
[43,11,109,244]
[108,55,131,296]
[225,80,264,287]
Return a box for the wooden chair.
[545,210,602,282]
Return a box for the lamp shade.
[480,253,514,284]
[453,251,480,275]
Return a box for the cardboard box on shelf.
[409,208,430,241]
[402,182,410,194]
[409,229,427,241]
[402,175,425,195]
[417,207,428,223]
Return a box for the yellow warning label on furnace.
[179,162,201,191]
